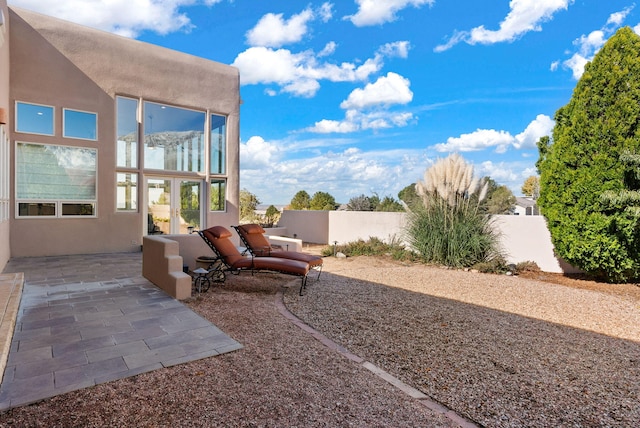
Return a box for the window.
[63,108,97,140]
[210,114,226,174]
[16,102,54,136]
[116,172,138,211]
[116,97,138,168]
[16,142,97,217]
[143,101,205,172]
[210,179,226,211]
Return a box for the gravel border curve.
[283,256,640,428]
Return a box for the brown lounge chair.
[198,226,312,295]
[232,224,323,279]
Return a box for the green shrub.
[515,261,541,273]
[471,256,509,274]
[537,27,640,282]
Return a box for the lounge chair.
[198,226,312,295]
[232,224,323,279]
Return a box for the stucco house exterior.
[0,1,241,273]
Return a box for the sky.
[9,0,640,205]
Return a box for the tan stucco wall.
[0,0,10,272]
[7,7,240,258]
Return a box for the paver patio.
[0,252,241,410]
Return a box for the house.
[0,1,241,273]
[514,197,540,216]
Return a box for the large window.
[143,101,205,172]
[63,108,97,141]
[16,142,97,217]
[116,96,138,168]
[16,102,54,136]
[210,114,226,174]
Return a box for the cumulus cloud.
[10,0,221,38]
[240,140,428,204]
[557,6,634,79]
[435,0,571,52]
[232,39,411,97]
[434,114,554,153]
[340,72,413,109]
[240,136,281,169]
[306,74,415,134]
[246,8,314,47]
[346,0,435,27]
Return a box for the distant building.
[514,197,540,216]
[0,1,240,272]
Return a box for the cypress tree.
[538,27,640,282]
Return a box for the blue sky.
[10,0,640,204]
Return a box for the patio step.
[0,273,23,384]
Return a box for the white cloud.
[514,114,555,149]
[434,114,554,153]
[231,42,400,97]
[378,41,411,58]
[9,0,220,38]
[306,110,415,133]
[246,8,314,48]
[318,2,334,22]
[557,6,633,79]
[435,0,571,52]
[240,136,281,169]
[346,0,435,27]
[240,141,429,204]
[308,119,360,134]
[340,72,413,109]
[550,60,559,71]
[318,41,338,57]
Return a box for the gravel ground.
[1,255,638,427]
[284,256,640,428]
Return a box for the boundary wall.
[277,210,580,274]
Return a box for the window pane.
[62,203,95,216]
[210,179,226,211]
[180,180,201,233]
[18,202,56,217]
[143,102,205,172]
[16,102,54,135]
[117,172,138,211]
[117,97,138,168]
[16,143,96,200]
[63,109,97,140]
[210,114,226,174]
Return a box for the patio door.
[146,177,203,234]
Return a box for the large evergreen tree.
[537,27,640,282]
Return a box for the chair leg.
[299,275,308,296]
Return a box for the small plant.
[515,260,541,274]
[471,256,510,274]
[321,237,415,261]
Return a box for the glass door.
[146,178,202,234]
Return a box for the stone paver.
[0,253,242,410]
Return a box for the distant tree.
[375,195,404,212]
[484,185,516,214]
[310,191,337,210]
[521,176,540,198]
[290,190,310,210]
[347,194,374,211]
[398,183,420,210]
[263,205,280,227]
[240,189,260,221]
[537,26,640,282]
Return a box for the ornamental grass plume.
[407,154,499,268]
[415,153,488,211]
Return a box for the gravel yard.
[1,255,638,427]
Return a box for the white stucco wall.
[278,210,579,274]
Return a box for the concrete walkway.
[0,252,241,410]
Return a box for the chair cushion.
[240,224,266,234]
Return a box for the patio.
[0,253,241,410]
